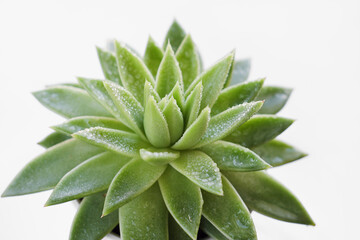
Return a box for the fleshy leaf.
[140,148,180,166]
[70,192,119,240]
[169,81,185,110]
[46,83,83,89]
[225,171,315,225]
[184,82,202,128]
[46,152,131,206]
[172,107,210,150]
[212,79,264,116]
[33,86,112,118]
[195,101,263,148]
[202,175,256,240]
[144,81,161,105]
[222,56,235,88]
[163,20,186,52]
[144,96,171,147]
[120,184,168,240]
[38,132,71,148]
[200,141,270,171]
[229,59,251,86]
[2,139,103,197]
[169,215,193,240]
[256,86,292,114]
[252,140,307,167]
[144,36,164,77]
[96,46,122,84]
[163,97,184,144]
[225,115,294,148]
[103,158,166,215]
[73,127,149,157]
[159,167,203,239]
[200,217,228,240]
[170,150,222,195]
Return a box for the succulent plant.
[2,21,314,240]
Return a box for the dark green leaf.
[140,147,180,166]
[37,132,71,148]
[256,86,292,114]
[200,217,228,240]
[229,59,251,86]
[163,97,184,144]
[96,47,122,85]
[163,20,186,52]
[169,215,193,240]
[144,36,164,77]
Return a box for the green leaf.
[96,46,122,85]
[172,107,210,150]
[140,148,180,166]
[159,167,203,239]
[202,175,256,240]
[224,171,315,225]
[222,56,235,88]
[200,217,228,240]
[38,132,71,148]
[144,81,161,105]
[163,97,184,144]
[252,140,307,167]
[256,86,292,114]
[184,82,202,128]
[163,20,186,52]
[176,35,201,91]
[46,152,131,206]
[170,150,222,195]
[156,44,183,98]
[212,79,264,116]
[169,81,185,110]
[33,86,112,118]
[120,184,168,240]
[46,83,83,89]
[195,101,263,148]
[225,115,294,148]
[73,127,149,157]
[144,36,164,77]
[169,215,193,240]
[115,40,155,104]
[144,96,171,147]
[2,139,103,197]
[229,59,251,86]
[103,158,166,215]
[70,192,119,240]
[200,141,270,171]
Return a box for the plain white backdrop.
[0,0,359,239]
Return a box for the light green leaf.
[70,192,119,240]
[229,59,251,86]
[184,82,202,128]
[252,140,307,167]
[169,215,193,240]
[169,81,185,110]
[172,107,210,150]
[120,184,168,240]
[159,167,203,240]
[140,148,180,166]
[46,152,131,206]
[2,139,103,197]
[103,158,166,215]
[73,127,149,157]
[222,56,234,88]
[96,46,122,85]
[33,86,112,118]
[46,83,83,89]
[256,86,292,114]
[200,217,228,240]
[225,171,315,225]
[163,97,184,144]
[144,36,164,77]
[38,132,71,148]
[202,175,256,240]
[158,95,169,111]
[170,150,222,195]
[144,81,161,105]
[163,20,186,52]
[225,115,294,148]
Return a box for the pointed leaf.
[256,86,292,114]
[225,171,315,225]
[169,215,193,240]
[96,46,122,84]
[163,97,184,144]
[38,132,71,148]
[144,81,161,105]
[47,83,83,89]
[159,167,203,239]
[140,147,180,166]
[170,150,222,195]
[103,158,166,215]
[46,152,131,206]
[184,82,202,128]
[200,217,228,240]
[169,81,185,110]
[222,56,235,88]
[202,175,256,240]
[229,59,251,86]
[33,86,112,118]
[163,20,186,52]
[225,115,294,148]
[144,36,164,77]
[70,192,119,240]
[158,95,169,111]
[120,184,168,240]
[2,139,103,197]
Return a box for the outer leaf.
[256,86,292,114]
[120,184,168,240]
[144,81,161,105]
[225,115,294,148]
[212,79,264,116]
[73,127,149,157]
[200,141,270,171]
[140,148,180,166]
[144,36,164,77]
[229,59,251,86]
[163,97,184,144]
[202,175,256,240]
[163,20,186,52]
[170,150,222,195]
[46,152,131,206]
[115,40,155,104]
[33,86,112,118]
[169,215,192,240]
[225,171,315,225]
[172,107,210,150]
[2,139,103,197]
[195,101,263,148]
[200,217,228,240]
[176,35,200,91]
[37,132,71,148]
[159,167,203,239]
[252,140,307,167]
[70,192,119,240]
[96,46,122,84]
[103,158,167,216]
[222,56,234,88]
[46,83,83,89]
[184,82,202,128]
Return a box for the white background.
[0,0,359,239]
